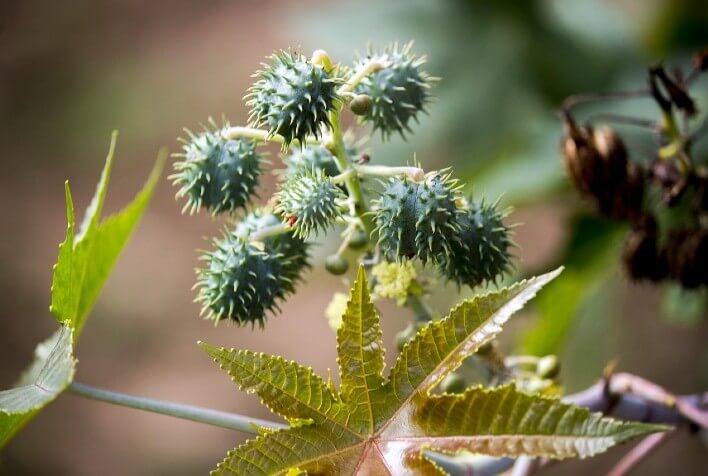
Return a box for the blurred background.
[1,0,706,474]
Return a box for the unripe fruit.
[373,171,462,263]
[325,254,349,275]
[195,232,295,326]
[347,228,369,250]
[171,125,261,215]
[234,209,310,282]
[349,94,372,116]
[438,198,514,287]
[354,43,434,139]
[274,168,345,239]
[284,145,341,178]
[246,50,339,147]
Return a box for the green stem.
[338,57,386,95]
[222,126,318,147]
[355,164,424,181]
[68,382,286,434]
[328,109,375,236]
[250,222,291,242]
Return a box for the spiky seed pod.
[283,145,341,178]
[233,209,310,282]
[354,43,434,139]
[373,171,462,262]
[171,126,262,215]
[274,168,345,239]
[246,50,339,147]
[438,198,514,288]
[195,232,294,326]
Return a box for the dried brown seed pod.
[622,221,667,282]
[665,228,708,289]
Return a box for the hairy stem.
[68,382,286,434]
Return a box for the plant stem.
[249,222,291,242]
[222,126,318,147]
[338,57,386,95]
[355,164,425,181]
[68,382,286,434]
[328,109,375,236]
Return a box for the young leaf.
[1,135,163,448]
[202,266,667,475]
[0,326,75,448]
[50,132,164,337]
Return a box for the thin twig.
[607,431,673,476]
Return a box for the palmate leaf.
[1,134,163,448]
[202,266,666,475]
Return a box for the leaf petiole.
[68,382,286,434]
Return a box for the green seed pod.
[283,145,341,178]
[171,124,261,215]
[438,198,514,287]
[274,168,345,239]
[347,228,369,250]
[325,254,349,275]
[373,171,462,262]
[349,94,372,116]
[195,232,295,326]
[439,373,467,394]
[233,208,310,282]
[246,50,339,147]
[354,43,434,139]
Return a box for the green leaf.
[203,267,665,474]
[336,266,385,433]
[1,134,163,448]
[199,346,355,436]
[379,268,565,425]
[412,384,667,459]
[0,326,75,448]
[50,132,164,337]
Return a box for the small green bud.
[347,229,369,250]
[349,94,373,116]
[440,373,467,394]
[325,254,349,275]
[536,355,561,379]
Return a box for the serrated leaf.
[1,136,163,448]
[50,132,164,337]
[0,326,75,448]
[410,384,667,459]
[336,266,385,433]
[378,268,564,428]
[199,345,356,437]
[203,267,666,475]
